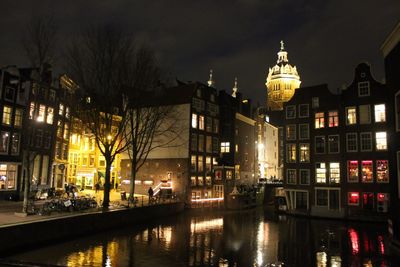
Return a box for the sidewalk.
[0,189,150,227]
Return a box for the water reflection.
[7,209,398,267]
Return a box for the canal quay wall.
[0,202,184,255]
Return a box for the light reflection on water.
[6,209,398,267]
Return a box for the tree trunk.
[22,152,31,213]
[129,159,137,201]
[103,159,112,209]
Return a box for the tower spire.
[280,40,285,51]
[207,69,215,87]
[232,77,238,98]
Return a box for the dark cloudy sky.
[0,1,399,104]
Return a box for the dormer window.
[358,81,370,97]
[286,105,296,119]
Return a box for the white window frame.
[374,104,386,123]
[294,190,309,210]
[298,104,309,118]
[299,169,310,185]
[360,132,372,152]
[328,135,340,154]
[347,160,359,183]
[286,124,296,140]
[359,104,371,124]
[346,133,357,152]
[358,81,370,97]
[315,187,341,210]
[315,136,325,154]
[315,162,327,183]
[299,124,309,140]
[314,112,325,129]
[299,143,310,163]
[375,132,387,151]
[376,160,389,184]
[286,143,296,163]
[286,169,296,185]
[346,107,357,125]
[286,105,296,119]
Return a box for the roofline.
[381,21,400,57]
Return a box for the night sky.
[0,1,399,104]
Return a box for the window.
[213,118,219,133]
[361,160,373,183]
[359,105,371,124]
[286,144,296,163]
[35,129,43,147]
[191,114,197,128]
[348,192,360,206]
[287,169,296,184]
[46,107,54,124]
[14,109,23,127]
[11,133,20,155]
[346,107,357,125]
[198,115,205,130]
[299,144,310,163]
[375,132,387,150]
[299,104,309,118]
[316,163,326,183]
[295,191,308,210]
[374,104,386,123]
[346,133,357,152]
[0,131,10,154]
[328,111,339,127]
[4,87,15,101]
[191,176,197,186]
[57,121,63,138]
[0,164,17,190]
[65,107,70,119]
[376,160,389,183]
[299,169,310,185]
[286,125,296,140]
[37,104,45,122]
[358,81,370,97]
[198,135,204,152]
[43,132,51,149]
[299,124,309,140]
[63,124,69,140]
[212,137,219,153]
[49,90,56,101]
[206,136,212,153]
[315,112,325,129]
[328,135,339,153]
[221,142,230,153]
[206,117,212,132]
[59,103,64,116]
[191,134,197,151]
[2,106,12,125]
[316,189,328,206]
[360,132,372,151]
[363,193,374,210]
[198,156,203,172]
[205,157,211,173]
[312,97,319,108]
[286,105,296,119]
[347,161,359,182]
[329,163,340,183]
[315,136,325,154]
[191,156,197,172]
[29,102,35,119]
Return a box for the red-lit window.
[376,160,389,183]
[377,193,387,202]
[348,192,359,205]
[328,111,339,127]
[361,160,373,183]
[347,161,358,182]
[348,228,360,255]
[363,193,374,210]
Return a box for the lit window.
[346,107,357,125]
[315,136,325,154]
[286,105,296,119]
[14,109,23,127]
[191,156,197,172]
[286,144,296,163]
[0,164,17,190]
[198,156,203,172]
[347,161,359,182]
[299,124,309,139]
[143,180,154,185]
[221,142,230,153]
[360,132,372,151]
[375,132,387,150]
[376,160,389,183]
[59,103,64,116]
[328,135,339,153]
[286,125,296,140]
[0,132,10,154]
[315,112,325,129]
[298,104,309,118]
[316,162,326,183]
[358,81,370,97]
[359,105,371,124]
[361,160,373,183]
[191,114,197,128]
[287,169,296,184]
[63,124,69,140]
[2,106,12,125]
[206,136,212,153]
[191,176,197,186]
[299,169,310,185]
[46,107,54,124]
[299,143,309,162]
[37,104,46,122]
[346,133,357,152]
[348,192,360,206]
[205,157,211,173]
[328,111,339,127]
[374,104,386,123]
[29,102,35,119]
[199,115,205,130]
[65,107,70,119]
[329,162,340,183]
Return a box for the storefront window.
[0,164,17,190]
[361,160,373,183]
[347,161,358,182]
[376,160,389,183]
[348,192,359,206]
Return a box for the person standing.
[95,181,100,193]
[148,187,154,204]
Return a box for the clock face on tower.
[266,41,301,111]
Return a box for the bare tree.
[65,26,132,208]
[123,47,182,201]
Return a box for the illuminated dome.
[266,41,301,110]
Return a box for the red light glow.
[348,228,360,255]
[377,235,385,255]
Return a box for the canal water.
[6,208,398,266]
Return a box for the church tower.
[266,41,301,110]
